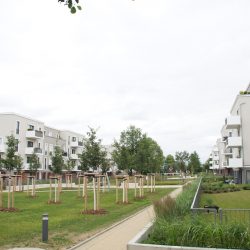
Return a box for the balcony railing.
[226,136,242,148]
[71,154,79,160]
[228,158,243,168]
[26,130,43,139]
[225,116,241,129]
[34,148,42,154]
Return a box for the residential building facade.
[210,84,250,183]
[0,113,85,179]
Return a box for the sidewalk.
[70,187,182,250]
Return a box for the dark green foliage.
[50,146,64,174]
[112,126,164,175]
[58,0,82,14]
[2,135,23,172]
[79,127,108,172]
[163,154,175,173]
[188,151,202,174]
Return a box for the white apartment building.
[0,113,85,179]
[210,84,250,183]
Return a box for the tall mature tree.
[136,136,164,174]
[188,151,202,174]
[3,135,23,173]
[164,154,176,173]
[175,151,189,174]
[112,126,143,175]
[79,127,107,172]
[50,146,64,175]
[29,153,41,176]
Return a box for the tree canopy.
[50,146,64,175]
[175,151,189,173]
[79,127,108,172]
[188,151,202,174]
[2,135,23,173]
[164,154,176,173]
[112,126,164,175]
[29,153,41,175]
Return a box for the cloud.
[0,0,249,162]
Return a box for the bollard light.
[42,213,48,242]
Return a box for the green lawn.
[0,188,172,249]
[200,190,250,209]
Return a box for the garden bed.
[130,178,250,250]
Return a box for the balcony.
[228,158,243,168]
[213,155,219,161]
[225,116,241,129]
[222,148,233,156]
[70,141,78,147]
[78,141,83,147]
[25,147,34,155]
[26,130,43,139]
[226,136,242,148]
[0,145,5,153]
[25,147,42,155]
[34,148,42,154]
[70,154,79,160]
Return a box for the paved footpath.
[70,187,183,250]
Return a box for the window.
[72,149,76,154]
[45,158,47,170]
[0,137,2,145]
[48,131,52,137]
[27,156,31,164]
[27,141,33,148]
[15,139,18,152]
[72,137,76,142]
[16,121,20,134]
[28,125,34,131]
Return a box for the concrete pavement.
[69,187,182,250]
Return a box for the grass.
[0,188,172,249]
[155,180,188,185]
[200,190,250,208]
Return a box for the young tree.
[112,126,143,175]
[15,155,23,174]
[64,158,75,173]
[79,127,107,172]
[175,151,189,175]
[188,151,202,174]
[29,153,41,176]
[164,154,176,173]
[50,146,64,175]
[2,135,23,173]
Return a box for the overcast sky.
[0,1,249,162]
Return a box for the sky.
[0,0,249,162]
